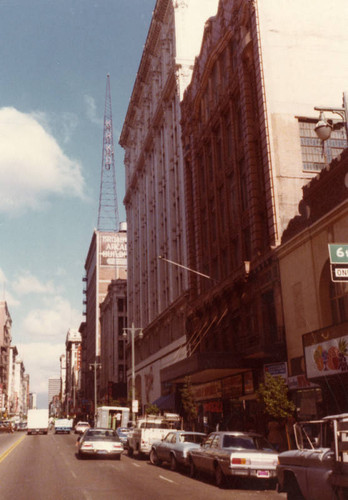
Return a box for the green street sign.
[328,244,348,264]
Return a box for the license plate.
[97,450,107,454]
[257,470,270,478]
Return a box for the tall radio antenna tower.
[97,74,119,232]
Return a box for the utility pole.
[123,323,143,424]
[89,359,101,423]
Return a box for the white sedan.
[74,421,90,434]
[76,428,124,459]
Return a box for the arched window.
[330,280,348,325]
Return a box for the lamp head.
[122,330,127,339]
[139,330,143,339]
[314,111,332,141]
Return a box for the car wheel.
[150,449,161,466]
[170,454,177,471]
[287,477,304,500]
[189,458,197,478]
[215,464,226,488]
[115,455,121,461]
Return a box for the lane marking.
[132,463,141,467]
[159,475,174,484]
[0,435,26,463]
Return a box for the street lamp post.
[89,359,101,423]
[123,323,143,424]
[314,91,348,141]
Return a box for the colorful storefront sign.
[305,335,348,379]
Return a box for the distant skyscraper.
[48,377,60,405]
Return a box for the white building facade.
[8,347,27,417]
[120,0,220,411]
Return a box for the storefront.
[303,325,348,416]
[189,371,261,433]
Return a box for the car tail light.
[82,444,93,448]
[231,457,250,465]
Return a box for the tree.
[257,372,296,449]
[180,377,197,430]
[145,404,159,415]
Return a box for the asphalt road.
[0,432,286,500]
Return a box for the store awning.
[152,393,176,410]
[160,352,245,384]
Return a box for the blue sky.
[0,0,155,407]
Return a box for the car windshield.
[222,435,274,451]
[140,423,169,429]
[83,430,119,441]
[180,434,205,444]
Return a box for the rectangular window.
[118,340,124,360]
[299,118,347,172]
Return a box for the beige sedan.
[188,431,278,488]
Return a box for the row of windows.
[199,40,236,124]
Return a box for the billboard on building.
[99,232,127,268]
[305,335,348,379]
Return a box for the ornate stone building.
[120,0,348,425]
[169,0,348,431]
[99,279,127,403]
[120,0,220,411]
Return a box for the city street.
[0,432,286,500]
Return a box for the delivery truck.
[54,418,73,434]
[95,406,130,429]
[27,409,49,435]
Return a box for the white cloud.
[17,342,64,395]
[0,107,85,214]
[12,271,56,296]
[22,295,82,341]
[31,110,79,145]
[84,95,103,126]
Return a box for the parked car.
[76,428,123,459]
[16,422,28,432]
[188,431,278,488]
[74,421,90,434]
[0,421,14,433]
[116,427,132,447]
[150,431,206,471]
